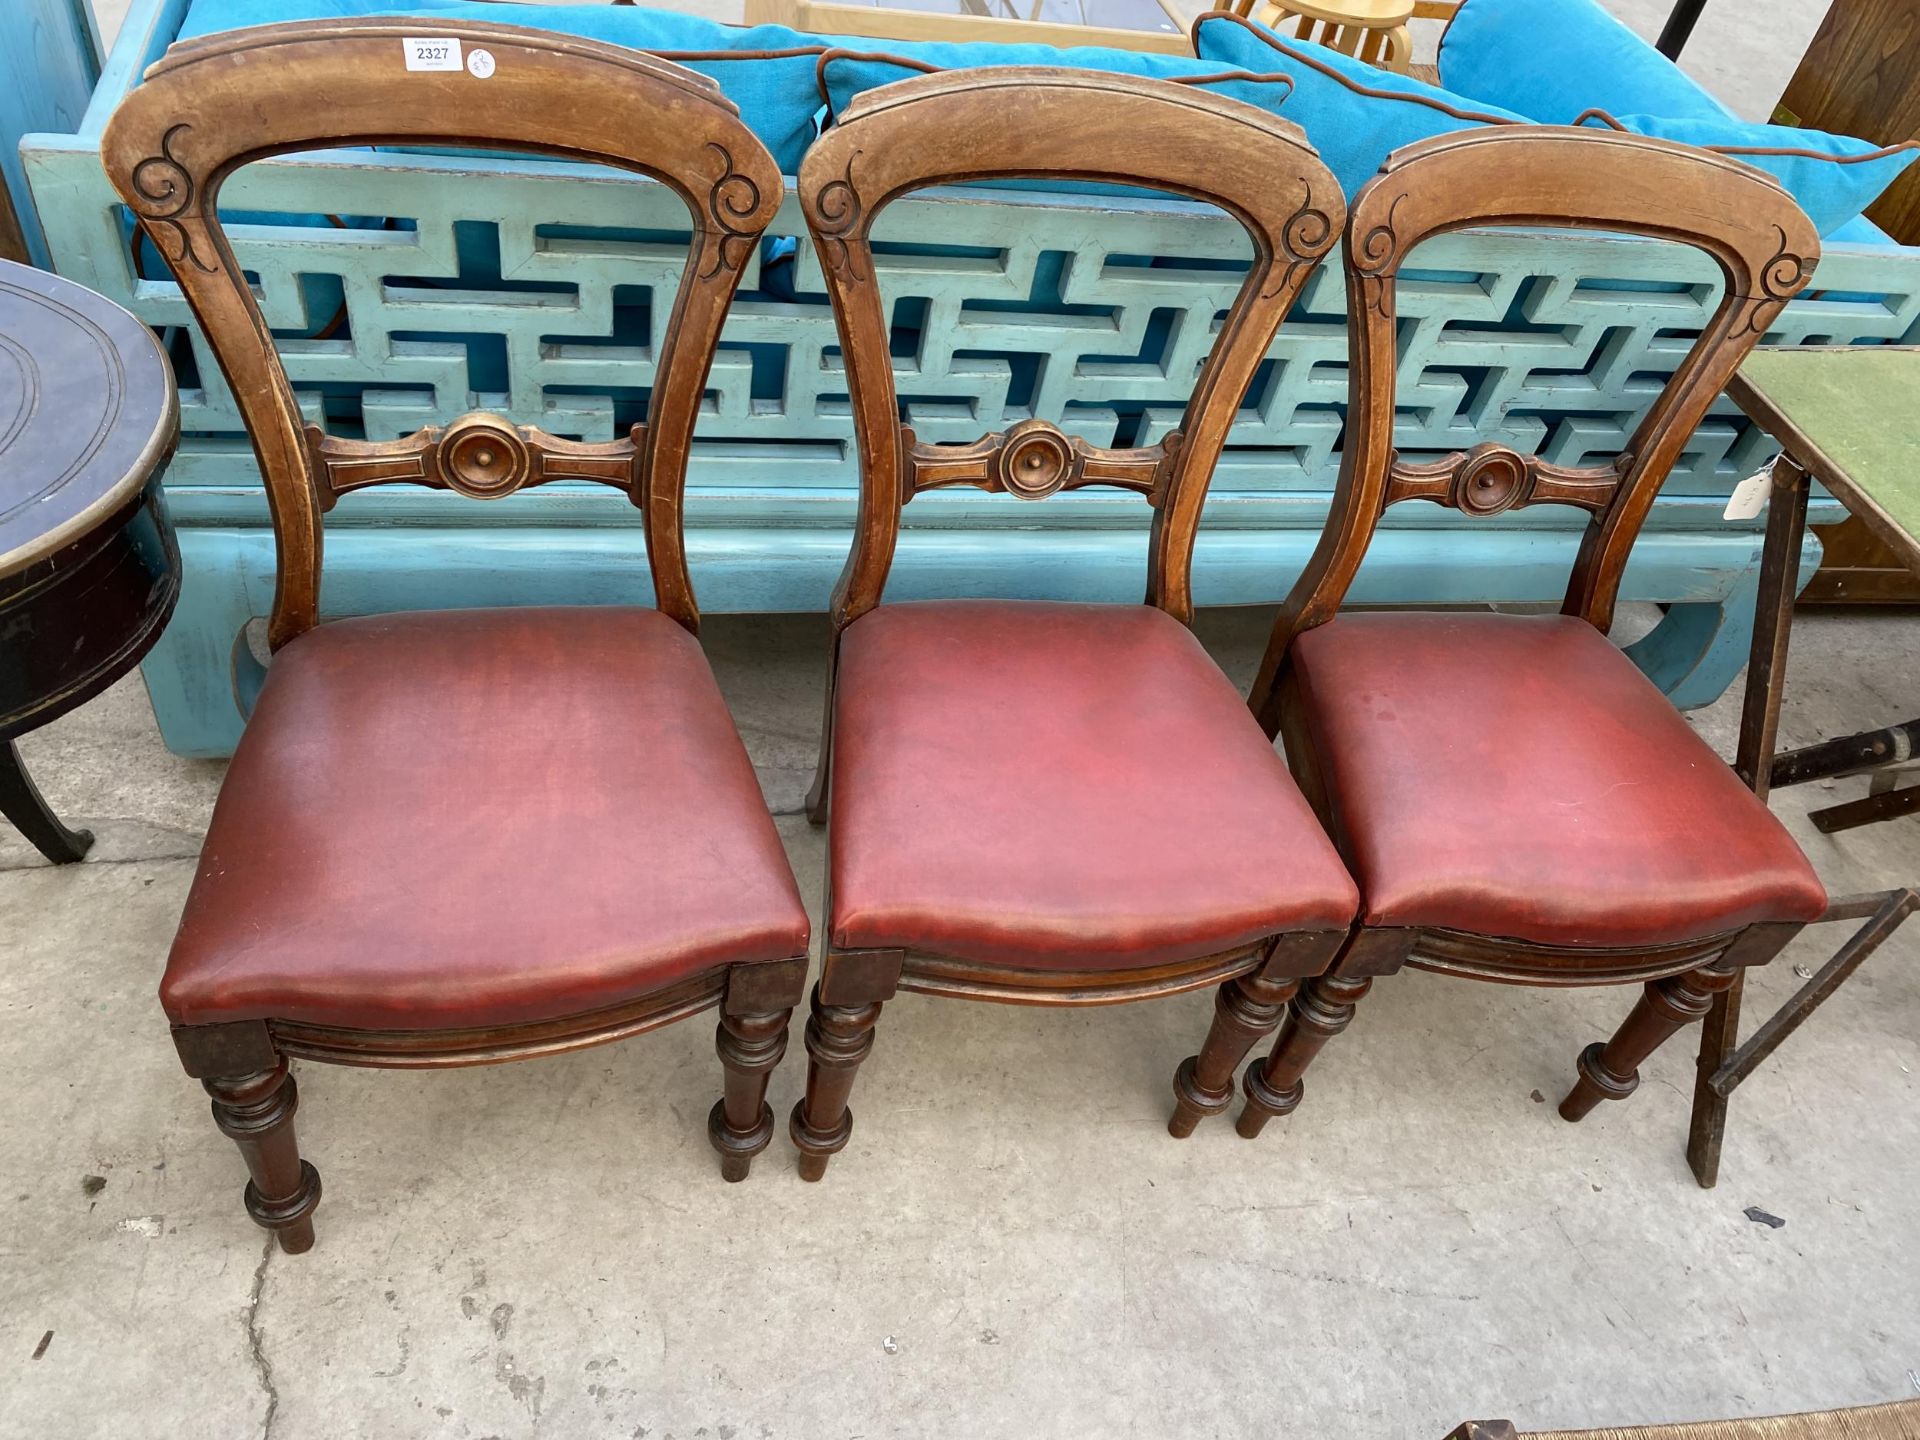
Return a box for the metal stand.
[1656,0,1708,59]
[1687,454,1918,1187]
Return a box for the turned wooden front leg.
[1238,972,1373,1138]
[789,988,883,1182]
[709,957,807,1182]
[1169,973,1301,1138]
[788,950,900,1181]
[204,1059,322,1255]
[710,1009,790,1182]
[1560,962,1740,1122]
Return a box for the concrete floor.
[2,602,1918,1440]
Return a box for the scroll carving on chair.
[102,19,804,1252]
[1237,127,1829,1155]
[789,66,1362,1180]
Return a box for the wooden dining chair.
[789,67,1361,1179]
[1209,0,1428,74]
[101,20,807,1252]
[1234,127,1830,1145]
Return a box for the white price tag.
[1723,458,1776,520]
[466,48,495,78]
[403,37,463,72]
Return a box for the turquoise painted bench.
[24,0,1920,757]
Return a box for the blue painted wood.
[25,0,1913,753]
[145,521,1805,756]
[1,0,99,266]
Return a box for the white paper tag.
[403,37,462,72]
[466,48,495,79]
[1723,458,1777,520]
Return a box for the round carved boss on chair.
[1453,443,1529,516]
[993,419,1076,500]
[435,412,534,499]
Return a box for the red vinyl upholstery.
[161,607,809,1030]
[828,601,1359,968]
[1285,613,1827,947]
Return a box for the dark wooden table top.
[0,258,177,579]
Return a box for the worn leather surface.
[1287,612,1828,946]
[162,607,809,1030]
[828,601,1359,968]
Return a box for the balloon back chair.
[790,67,1363,1180]
[101,20,809,1252]
[1237,127,1829,1145]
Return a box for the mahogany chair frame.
[791,67,1354,1179]
[1236,127,1824,1142]
[101,20,803,1250]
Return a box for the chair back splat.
[799,66,1347,631]
[1251,126,1821,729]
[101,19,783,647]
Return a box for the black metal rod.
[1772,718,1920,788]
[1657,0,1709,58]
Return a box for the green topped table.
[1685,345,1920,1189]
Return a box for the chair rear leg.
[1237,973,1373,1137]
[203,1058,322,1254]
[1170,973,1300,1137]
[1560,961,1739,1122]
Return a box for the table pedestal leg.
[0,738,94,864]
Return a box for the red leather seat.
[828,601,1359,968]
[161,607,809,1030]
[1285,612,1827,947]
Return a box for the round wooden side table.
[0,258,180,862]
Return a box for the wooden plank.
[1775,0,1920,246]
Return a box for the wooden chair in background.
[102,20,808,1252]
[1234,128,1831,1146]
[1447,1398,1920,1440]
[789,68,1361,1179]
[1208,0,1460,75]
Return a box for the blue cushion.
[1577,112,1918,239]
[1827,214,1899,249]
[1191,12,1524,197]
[177,0,842,173]
[817,36,1276,107]
[1437,0,1729,124]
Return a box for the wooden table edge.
[1726,347,1920,577]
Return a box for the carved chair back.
[101,19,782,648]
[798,67,1346,631]
[1260,126,1820,696]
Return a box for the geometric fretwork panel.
[36,145,1920,506]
